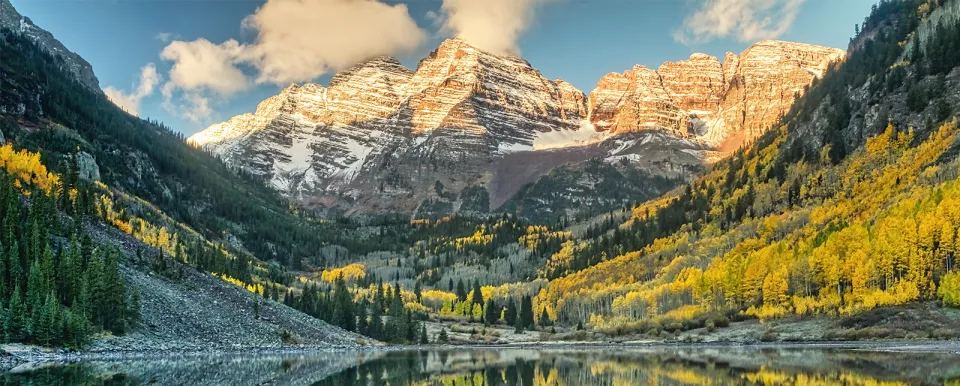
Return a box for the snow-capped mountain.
[189,38,843,218]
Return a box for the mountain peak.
[328,55,412,90]
[0,0,100,91]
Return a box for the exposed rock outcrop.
[77,151,101,181]
[588,41,845,150]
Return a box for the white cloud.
[155,0,426,124]
[675,0,805,44]
[241,0,426,84]
[438,0,552,54]
[160,39,250,96]
[160,82,214,123]
[103,63,160,116]
[155,32,173,42]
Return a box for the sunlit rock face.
[405,38,586,145]
[189,38,590,214]
[190,38,843,217]
[588,40,845,149]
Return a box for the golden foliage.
[939,271,960,307]
[539,121,960,328]
[320,263,367,283]
[215,273,264,295]
[0,143,60,194]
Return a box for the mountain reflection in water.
[5,346,960,385]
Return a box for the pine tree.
[40,244,54,293]
[437,328,448,343]
[59,237,80,304]
[127,287,141,325]
[505,298,517,326]
[26,260,45,320]
[374,279,385,312]
[5,284,24,342]
[414,281,422,303]
[369,304,383,340]
[514,313,524,334]
[36,292,58,345]
[392,282,403,313]
[331,277,355,331]
[404,310,415,342]
[86,253,104,329]
[539,308,551,327]
[8,241,21,297]
[419,325,428,344]
[455,279,467,302]
[520,296,534,329]
[77,275,91,320]
[101,248,127,334]
[484,299,498,326]
[0,239,7,304]
[355,303,368,335]
[470,281,484,306]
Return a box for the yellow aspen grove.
[536,121,960,328]
[762,268,789,307]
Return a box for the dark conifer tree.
[484,299,498,326]
[470,281,484,306]
[520,296,534,329]
[504,298,517,327]
[455,279,467,302]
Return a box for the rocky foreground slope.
[189,38,843,219]
[83,221,367,352]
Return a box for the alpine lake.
[4,343,960,385]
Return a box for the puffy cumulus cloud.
[103,63,160,116]
[160,39,250,96]
[438,0,552,54]
[675,0,805,44]
[156,0,425,124]
[158,38,249,124]
[241,0,426,84]
[160,83,214,123]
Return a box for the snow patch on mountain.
[532,122,609,151]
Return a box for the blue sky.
[11,0,876,136]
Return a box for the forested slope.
[0,29,328,266]
[532,0,960,333]
[0,28,371,349]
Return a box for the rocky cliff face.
[406,38,586,148]
[589,41,845,151]
[191,38,843,219]
[190,38,594,214]
[0,0,100,91]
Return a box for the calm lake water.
[4,345,960,385]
